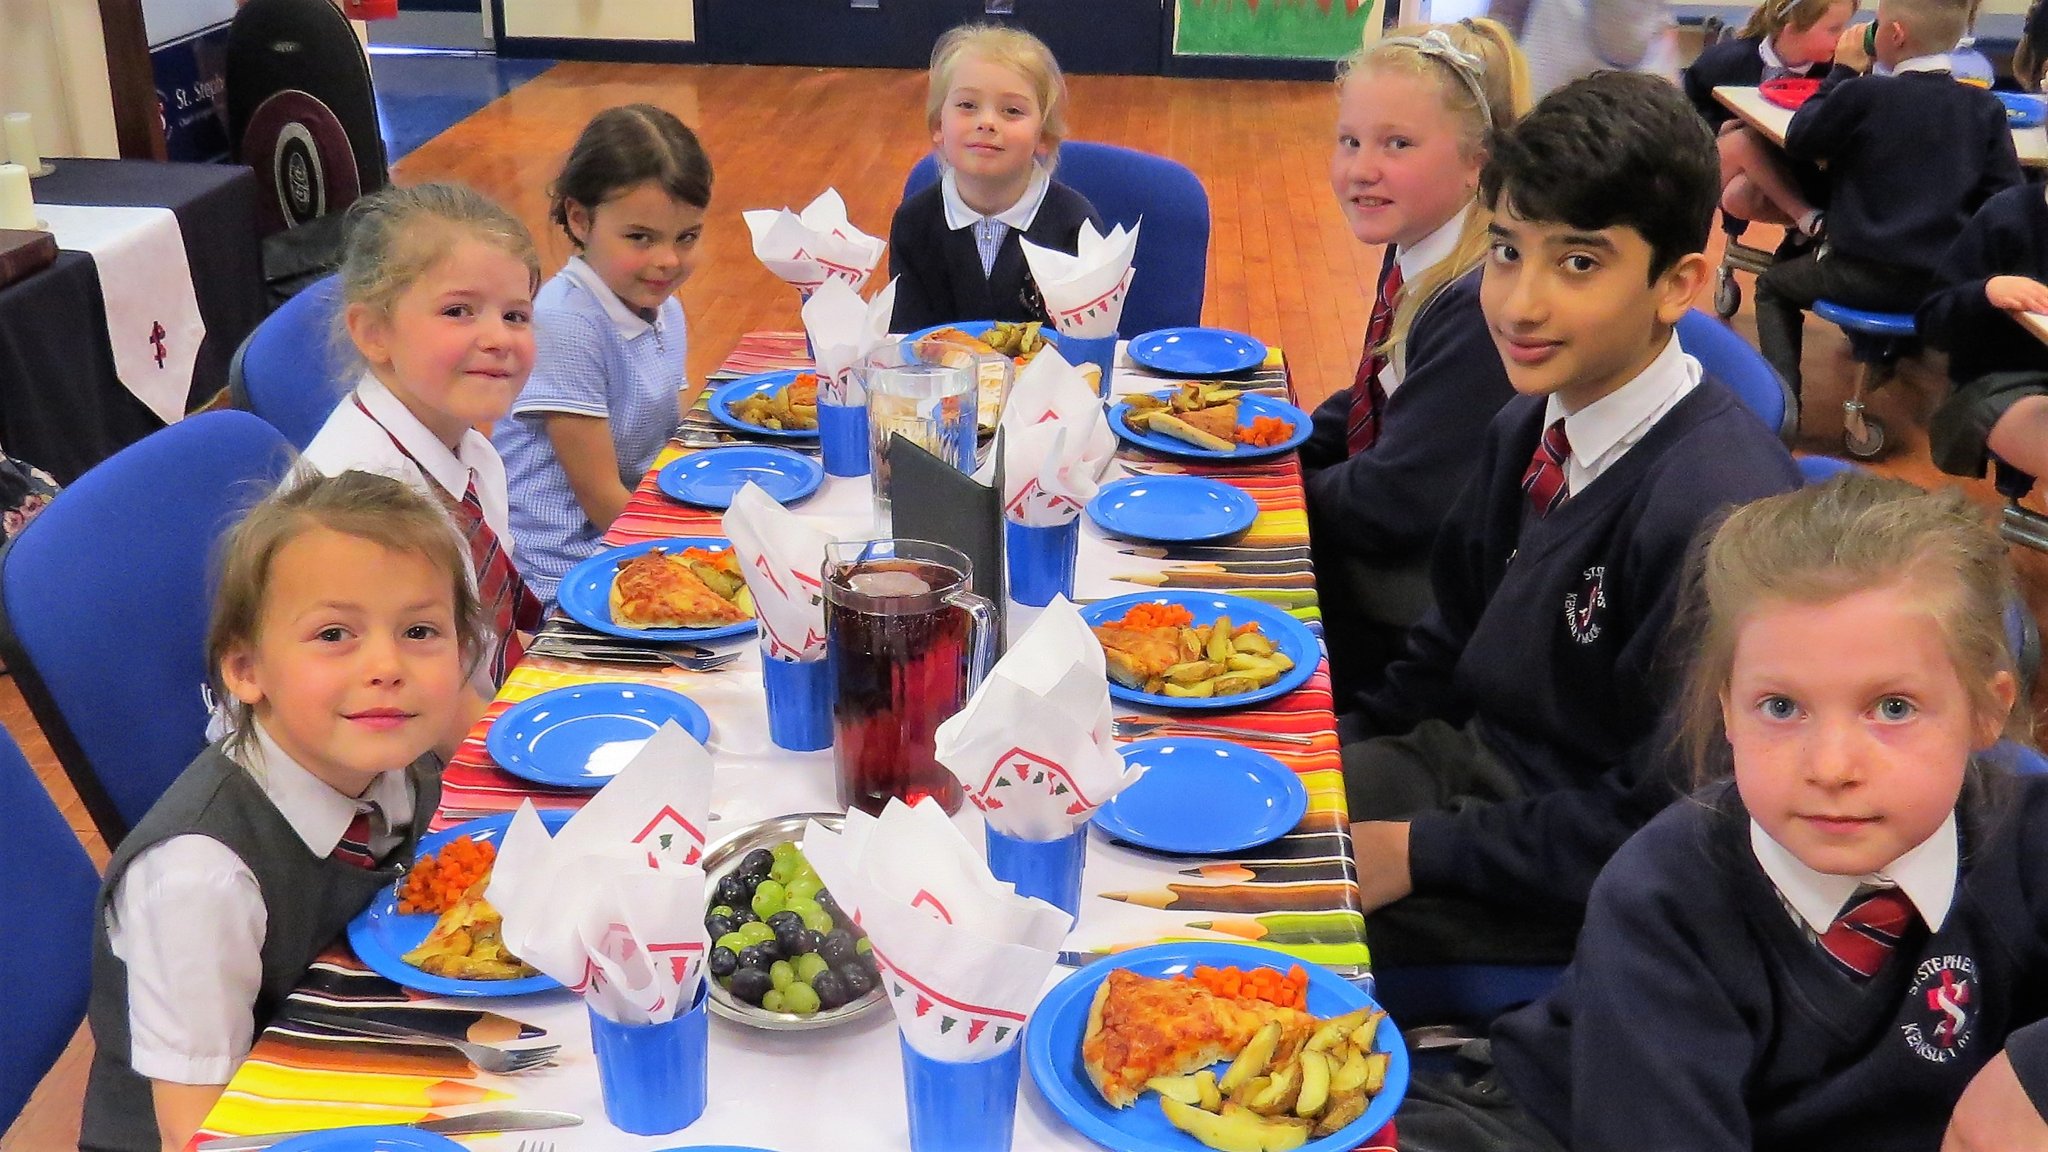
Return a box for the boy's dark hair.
[1479,71,1719,282]
[551,104,714,248]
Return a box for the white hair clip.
[1380,28,1494,129]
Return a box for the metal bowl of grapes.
[701,812,887,1031]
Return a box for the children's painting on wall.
[1174,0,1377,59]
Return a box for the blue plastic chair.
[1811,300,1918,461]
[903,142,1211,337]
[0,411,295,845]
[0,725,99,1129]
[227,274,350,450]
[1676,308,1794,443]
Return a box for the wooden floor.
[6,59,2044,1149]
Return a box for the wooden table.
[1713,84,2048,169]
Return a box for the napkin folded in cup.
[743,189,887,297]
[487,721,713,1024]
[804,800,1071,1061]
[721,481,835,662]
[993,349,1115,527]
[1019,220,1139,341]
[935,597,1140,841]
[802,276,898,405]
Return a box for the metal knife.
[198,1110,581,1150]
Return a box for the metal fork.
[515,1142,556,1152]
[1112,717,1318,747]
[524,639,740,672]
[291,1010,560,1074]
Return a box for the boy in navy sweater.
[1918,184,2048,387]
[1342,72,1799,969]
[1753,0,2022,410]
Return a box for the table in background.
[0,158,266,483]
[1713,84,2048,168]
[196,333,1386,1151]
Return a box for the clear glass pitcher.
[861,342,979,528]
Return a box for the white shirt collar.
[1759,35,1788,70]
[559,255,659,340]
[1751,812,1959,934]
[1541,333,1700,490]
[1894,52,1954,75]
[941,162,1052,233]
[1395,206,1470,284]
[353,374,493,503]
[243,722,416,857]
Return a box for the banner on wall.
[144,0,239,163]
[1173,0,1378,59]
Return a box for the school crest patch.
[1563,565,1607,644]
[1901,954,1977,1063]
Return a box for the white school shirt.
[1751,812,1960,935]
[104,725,417,1084]
[941,162,1053,279]
[1381,206,1471,397]
[1541,332,1700,498]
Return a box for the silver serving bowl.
[701,811,887,1031]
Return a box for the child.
[1681,0,1853,241]
[303,182,543,697]
[1397,475,2048,1152]
[1753,0,2022,408]
[494,103,710,604]
[1303,18,1528,697]
[80,471,482,1152]
[888,24,1105,333]
[1341,72,1800,970]
[1917,184,2048,387]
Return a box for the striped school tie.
[1819,887,1916,980]
[1520,419,1572,517]
[1344,255,1404,456]
[450,477,546,685]
[331,801,386,869]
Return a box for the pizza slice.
[610,549,752,629]
[1082,969,1316,1109]
[914,326,1000,359]
[1176,400,1242,445]
[1093,624,1187,689]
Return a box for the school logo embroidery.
[1563,565,1607,644]
[1901,954,1978,1063]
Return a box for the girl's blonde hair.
[1737,0,1857,41]
[926,24,1071,170]
[1678,473,2025,788]
[1338,18,1530,369]
[208,469,485,758]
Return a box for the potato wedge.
[1198,1069,1224,1112]
[1164,659,1224,684]
[1219,1021,1282,1096]
[1148,1074,1211,1106]
[1162,1099,1311,1152]
[1244,1062,1301,1117]
[1210,674,1263,697]
[1293,1050,1330,1118]
[1359,1051,1390,1095]
[1313,1088,1369,1138]
[1329,1047,1371,1094]
[1207,616,1235,662]
[1162,680,1219,698]
[1306,1007,1381,1054]
[1224,653,1281,677]
[1232,631,1275,657]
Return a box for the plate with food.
[1127,327,1269,378]
[1110,384,1310,461]
[700,813,887,1030]
[347,810,572,998]
[907,319,1065,365]
[1095,739,1308,854]
[709,370,821,439]
[1087,477,1258,545]
[1083,592,1318,710]
[556,537,758,643]
[656,445,824,509]
[486,682,711,790]
[1025,941,1408,1152]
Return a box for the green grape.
[855,936,873,955]
[782,983,821,1015]
[736,921,776,948]
[785,874,825,902]
[769,959,796,991]
[708,905,736,921]
[794,953,830,985]
[714,931,748,955]
[771,841,802,864]
[784,897,822,920]
[800,907,835,935]
[761,988,787,1014]
[750,879,787,919]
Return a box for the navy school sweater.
[1918,184,2048,384]
[1350,382,1800,911]
[1302,265,1516,565]
[887,180,1104,334]
[1783,67,2023,276]
[1681,35,1824,130]
[1493,779,2048,1152]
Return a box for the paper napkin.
[935,597,1139,841]
[994,348,1115,527]
[487,722,713,1024]
[803,800,1071,1061]
[802,276,898,405]
[743,188,887,297]
[1019,220,1139,340]
[721,481,835,662]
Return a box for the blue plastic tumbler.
[1004,518,1080,608]
[761,642,833,751]
[1061,334,1118,397]
[984,823,1088,919]
[817,398,870,478]
[587,981,709,1136]
[899,1030,1023,1152]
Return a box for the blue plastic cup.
[817,398,870,478]
[1005,517,1080,608]
[587,981,709,1136]
[1061,334,1118,397]
[984,823,1088,919]
[900,1030,1023,1152]
[761,644,833,751]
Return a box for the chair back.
[0,412,295,845]
[0,726,99,1129]
[1676,308,1794,442]
[228,274,350,449]
[904,142,1211,337]
[226,0,389,235]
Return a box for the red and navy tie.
[450,478,546,686]
[1344,254,1404,456]
[1819,888,1915,980]
[331,803,385,869]
[1520,419,1572,518]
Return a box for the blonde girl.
[81,471,482,1152]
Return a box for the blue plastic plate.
[657,445,824,509]
[1109,392,1312,462]
[557,537,758,643]
[347,810,574,998]
[486,682,711,789]
[708,370,819,439]
[1126,327,1268,377]
[1026,942,1409,1152]
[906,319,1066,356]
[267,1128,464,1152]
[1081,591,1318,711]
[1999,91,2046,128]
[1096,738,1308,853]
[1088,476,1257,544]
